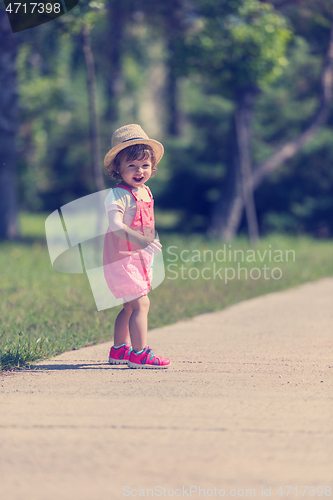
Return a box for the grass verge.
[1,212,332,370]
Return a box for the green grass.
[19,211,50,239]
[1,212,333,370]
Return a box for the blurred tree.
[180,0,333,243]
[186,0,292,242]
[253,30,333,237]
[141,0,190,136]
[59,0,106,192]
[162,0,188,136]
[155,0,333,240]
[241,2,333,240]
[104,0,127,123]
[16,29,91,210]
[82,22,105,192]
[0,6,19,239]
[15,0,107,213]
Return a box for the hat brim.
[104,138,164,168]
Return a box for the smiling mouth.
[133,176,144,182]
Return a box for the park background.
[1,0,333,369]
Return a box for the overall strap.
[115,183,138,201]
[116,183,152,201]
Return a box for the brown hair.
[106,144,157,180]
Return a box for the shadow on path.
[32,362,127,371]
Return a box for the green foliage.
[57,0,107,34]
[16,13,104,211]
[254,36,322,147]
[253,34,333,237]
[156,90,234,232]
[12,0,333,237]
[187,0,292,93]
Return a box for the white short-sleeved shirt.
[104,185,153,227]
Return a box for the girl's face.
[118,157,152,189]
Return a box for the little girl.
[103,124,170,369]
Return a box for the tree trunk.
[208,5,333,241]
[164,0,183,137]
[208,90,259,243]
[0,9,19,240]
[208,123,244,241]
[165,39,180,137]
[105,0,125,123]
[235,90,259,245]
[82,23,105,193]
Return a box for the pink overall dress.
[103,183,155,300]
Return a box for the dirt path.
[1,278,332,500]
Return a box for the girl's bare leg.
[113,301,132,346]
[128,295,150,352]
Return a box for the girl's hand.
[141,238,162,255]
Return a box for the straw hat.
[104,124,164,168]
